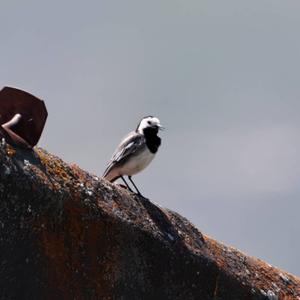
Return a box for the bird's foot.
[117,183,134,192]
[134,192,149,201]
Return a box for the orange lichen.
[6,144,16,157]
[35,148,75,186]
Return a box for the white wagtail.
[103,116,163,197]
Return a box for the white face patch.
[137,116,161,133]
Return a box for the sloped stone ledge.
[0,142,299,300]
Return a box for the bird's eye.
[147,121,152,125]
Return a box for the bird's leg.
[120,176,133,192]
[128,176,144,198]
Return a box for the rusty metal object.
[0,87,48,148]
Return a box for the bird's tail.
[103,163,119,182]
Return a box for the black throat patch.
[143,127,161,154]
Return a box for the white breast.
[120,147,155,176]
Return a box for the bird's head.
[136,116,164,134]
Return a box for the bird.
[103,116,163,197]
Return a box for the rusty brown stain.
[30,148,123,299]
[36,198,121,300]
[203,235,300,298]
[213,271,220,299]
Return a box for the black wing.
[103,132,145,177]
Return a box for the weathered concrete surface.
[0,141,299,300]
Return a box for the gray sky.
[1,0,300,275]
